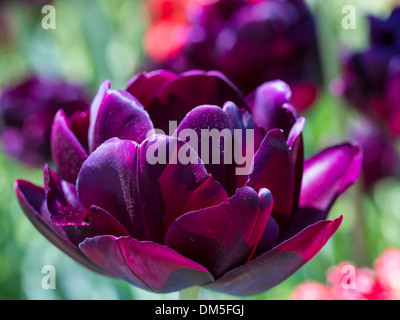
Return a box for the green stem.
[179,286,200,300]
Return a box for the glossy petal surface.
[165,187,272,278]
[80,235,214,293]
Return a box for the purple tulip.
[338,7,400,136]
[348,118,399,189]
[0,75,91,166]
[14,70,362,296]
[144,0,323,113]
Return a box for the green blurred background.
[1,0,400,300]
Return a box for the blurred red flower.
[291,248,400,300]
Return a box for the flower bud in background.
[142,0,323,113]
[0,75,91,166]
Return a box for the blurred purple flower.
[0,75,91,166]
[15,70,361,295]
[144,0,323,113]
[348,118,399,189]
[338,7,400,136]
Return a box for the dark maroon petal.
[277,216,343,261]
[126,70,179,107]
[174,102,260,194]
[14,179,110,277]
[77,138,147,238]
[174,104,234,193]
[15,179,45,217]
[223,101,263,149]
[287,117,306,216]
[205,217,342,296]
[88,206,130,237]
[88,80,111,133]
[299,142,362,211]
[51,110,88,183]
[222,101,263,189]
[77,136,227,243]
[43,165,92,246]
[88,80,111,152]
[245,80,297,136]
[88,84,154,153]
[246,129,296,229]
[157,159,228,229]
[287,117,306,149]
[69,109,90,151]
[146,70,247,133]
[141,134,228,231]
[283,143,362,239]
[282,207,331,242]
[44,165,87,226]
[252,216,280,258]
[79,235,214,293]
[165,187,272,278]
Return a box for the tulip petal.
[157,161,228,229]
[15,180,45,218]
[245,80,297,136]
[299,143,362,210]
[88,206,130,237]
[44,164,88,226]
[51,110,88,183]
[79,235,214,293]
[206,216,342,296]
[174,104,234,193]
[246,129,296,229]
[283,143,361,239]
[252,216,280,258]
[145,70,246,132]
[88,86,154,153]
[165,187,272,278]
[88,80,111,149]
[287,117,306,215]
[42,165,93,247]
[77,136,227,243]
[175,102,261,194]
[223,101,263,188]
[68,109,90,151]
[145,134,228,228]
[126,70,180,107]
[14,179,110,276]
[77,138,152,239]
